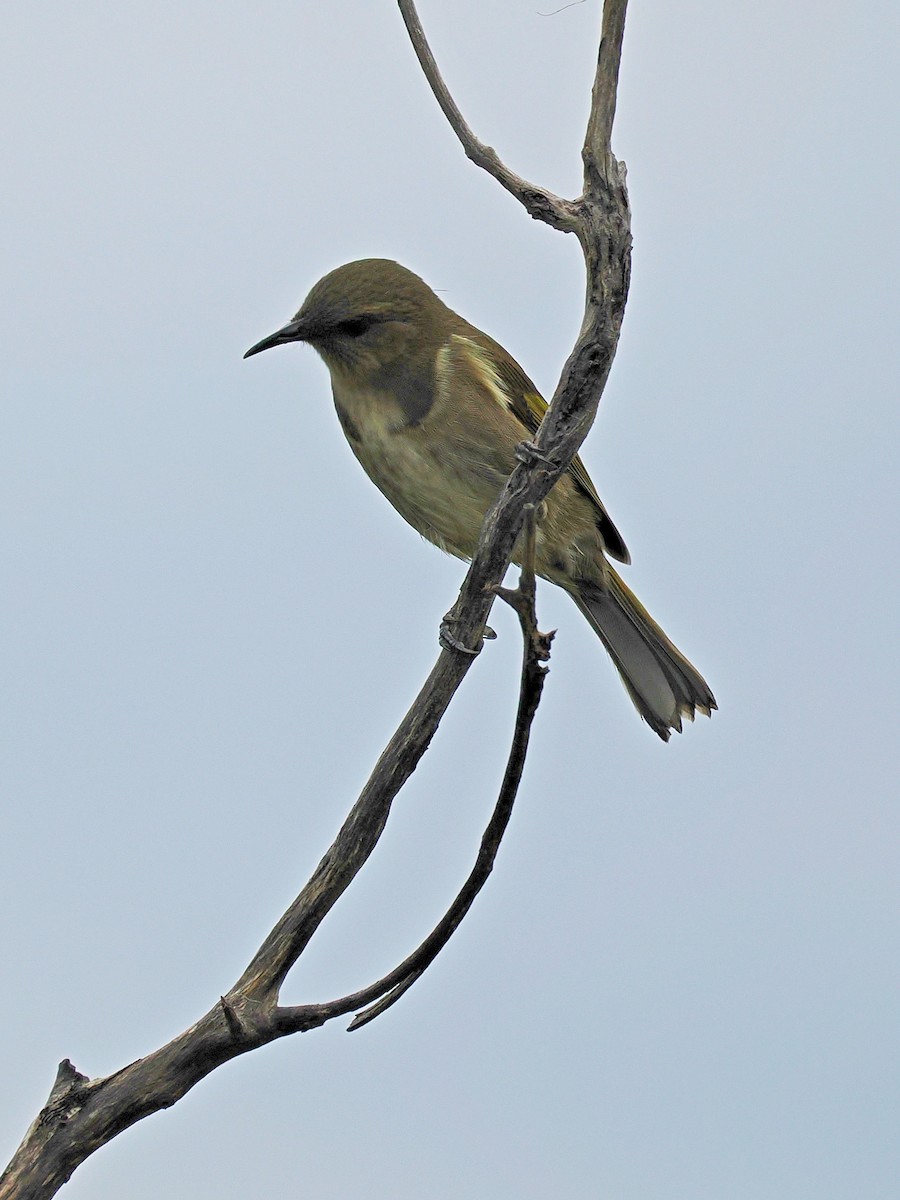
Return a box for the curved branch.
[276,517,554,1034]
[1,5,631,1197]
[0,553,551,1200]
[397,0,578,231]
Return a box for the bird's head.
[244,258,451,384]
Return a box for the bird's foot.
[515,440,554,468]
[439,613,495,655]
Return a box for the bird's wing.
[454,331,631,564]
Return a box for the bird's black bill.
[243,317,308,359]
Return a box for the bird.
[244,258,715,740]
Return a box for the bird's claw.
[515,440,554,468]
[439,621,479,655]
[439,615,496,655]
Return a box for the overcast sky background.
[3,2,898,1197]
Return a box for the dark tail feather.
[572,566,716,741]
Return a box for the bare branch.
[273,517,554,1034]
[2,6,632,1196]
[397,0,578,230]
[340,528,554,1031]
[0,556,549,1200]
[583,0,628,177]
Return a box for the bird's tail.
[571,566,716,741]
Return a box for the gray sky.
[3,2,898,1197]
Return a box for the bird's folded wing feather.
[449,331,631,564]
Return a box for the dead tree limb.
[1,4,630,1196]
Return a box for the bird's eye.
[337,315,378,338]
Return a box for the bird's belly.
[335,398,505,560]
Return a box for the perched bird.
[245,258,715,740]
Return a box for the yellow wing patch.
[449,335,519,417]
[438,329,631,564]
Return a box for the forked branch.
[1,4,630,1197]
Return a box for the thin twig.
[582,0,628,177]
[538,1,588,15]
[272,519,553,1034]
[397,0,578,231]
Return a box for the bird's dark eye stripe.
[336,315,380,337]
